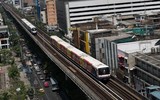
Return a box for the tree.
[8,64,20,80]
[0,92,11,100]
[0,49,12,65]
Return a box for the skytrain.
[50,35,110,81]
[21,18,37,35]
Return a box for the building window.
[0,32,9,38]
[1,40,7,44]
[102,53,105,58]
[2,45,7,49]
[99,48,101,53]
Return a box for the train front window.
[98,67,109,75]
[32,28,36,31]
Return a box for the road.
[23,44,69,100]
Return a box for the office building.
[46,0,57,26]
[0,13,10,49]
[56,0,160,37]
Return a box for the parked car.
[39,75,44,80]
[50,77,59,91]
[45,75,50,81]
[39,88,45,93]
[37,71,42,75]
[43,81,49,87]
[43,70,48,74]
[34,64,40,72]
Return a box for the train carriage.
[21,18,37,34]
[67,44,110,79]
[51,36,73,58]
[60,42,72,57]
[50,35,110,80]
[82,55,110,80]
[71,50,81,64]
[50,36,63,49]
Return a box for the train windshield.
[32,28,37,31]
[98,67,109,75]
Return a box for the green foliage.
[9,33,20,47]
[0,91,11,100]
[8,64,20,80]
[0,49,12,65]
[8,80,28,100]
[9,33,21,57]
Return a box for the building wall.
[0,26,10,49]
[95,38,118,74]
[24,0,34,6]
[134,53,160,91]
[46,0,57,26]
[0,13,3,26]
[117,39,160,85]
[56,0,160,34]
[41,11,46,24]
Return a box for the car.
[45,75,50,81]
[50,77,59,91]
[39,75,44,80]
[43,70,48,74]
[27,88,34,99]
[33,64,38,69]
[37,71,42,75]
[39,88,44,93]
[43,81,49,87]
[34,64,40,72]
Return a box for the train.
[21,18,37,35]
[50,35,110,81]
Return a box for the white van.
[50,77,59,92]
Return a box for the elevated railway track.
[2,3,147,100]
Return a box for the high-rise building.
[56,0,160,36]
[0,13,10,49]
[46,0,57,26]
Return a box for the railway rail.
[2,3,148,100]
[106,77,147,100]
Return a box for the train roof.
[83,55,108,68]
[21,18,36,29]
[50,36,72,48]
[65,41,108,69]
[67,45,88,56]
[50,36,63,42]
[150,91,160,99]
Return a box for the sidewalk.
[15,57,31,87]
[0,65,10,90]
[20,71,31,86]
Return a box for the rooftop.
[150,91,160,99]
[146,85,160,90]
[134,52,160,69]
[102,32,132,41]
